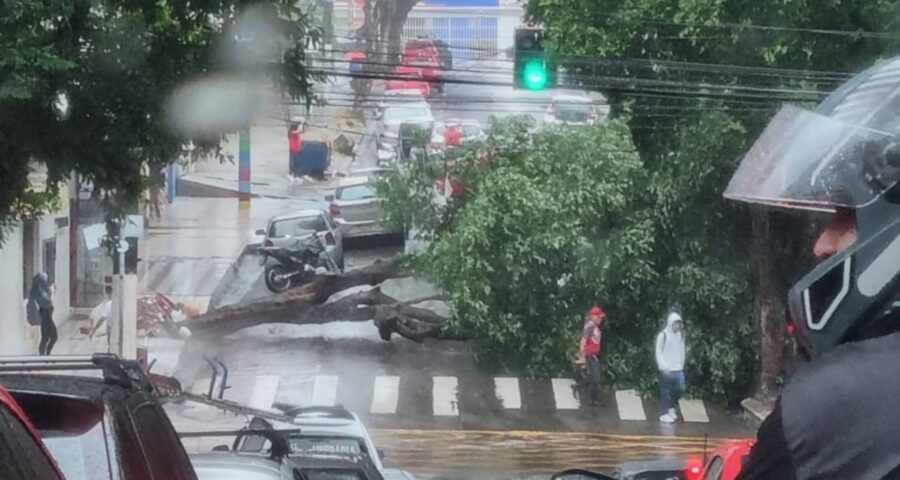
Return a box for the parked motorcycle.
[259,233,341,293]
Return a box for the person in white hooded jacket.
[655,311,686,423]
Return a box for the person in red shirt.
[576,306,606,406]
[443,125,462,147]
[288,121,304,173]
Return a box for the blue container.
[290,140,331,179]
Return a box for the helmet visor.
[725,104,900,212]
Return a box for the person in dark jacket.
[29,273,56,355]
[726,55,900,479]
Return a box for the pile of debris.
[138,294,201,337]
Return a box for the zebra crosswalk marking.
[371,376,400,414]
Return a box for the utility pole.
[239,129,251,206]
[108,238,137,359]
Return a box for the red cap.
[589,306,605,317]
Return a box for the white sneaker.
[668,408,678,420]
[659,413,675,423]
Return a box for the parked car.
[0,384,66,480]
[377,104,435,149]
[543,92,606,126]
[684,439,754,480]
[185,427,306,480]
[427,119,486,156]
[240,406,415,480]
[612,458,688,480]
[404,38,451,72]
[256,209,344,269]
[328,177,402,240]
[376,89,426,114]
[385,78,431,99]
[0,354,198,480]
[401,38,448,93]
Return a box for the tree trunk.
[751,209,786,397]
[180,257,458,342]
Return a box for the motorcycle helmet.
[725,56,900,358]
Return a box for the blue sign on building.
[420,0,500,6]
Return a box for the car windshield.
[336,184,376,201]
[269,215,326,237]
[383,107,429,123]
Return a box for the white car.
[543,93,608,126]
[243,407,416,480]
[376,89,426,113]
[427,119,487,156]
[377,103,435,148]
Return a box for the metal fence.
[403,14,498,60]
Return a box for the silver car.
[248,407,416,480]
[190,453,299,480]
[376,103,435,148]
[327,177,401,240]
[256,209,344,269]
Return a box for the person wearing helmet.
[728,56,900,479]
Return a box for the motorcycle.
[259,233,341,293]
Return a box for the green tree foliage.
[0,0,320,242]
[382,116,756,400]
[525,0,900,397]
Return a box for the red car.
[0,384,66,479]
[685,439,754,480]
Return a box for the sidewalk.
[178,113,368,200]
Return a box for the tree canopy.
[0,0,320,241]
[381,116,755,400]
[525,0,900,396]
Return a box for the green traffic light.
[522,59,549,90]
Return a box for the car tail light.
[684,458,704,480]
[325,232,336,245]
[329,202,340,216]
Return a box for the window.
[703,456,724,480]
[10,392,110,480]
[336,185,377,201]
[269,216,327,237]
[0,404,62,480]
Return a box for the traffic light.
[514,28,556,90]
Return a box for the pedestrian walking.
[148,167,166,219]
[656,311,686,423]
[28,273,57,356]
[575,306,606,406]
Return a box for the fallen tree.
[182,258,460,342]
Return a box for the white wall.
[0,226,28,355]
[55,226,70,325]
